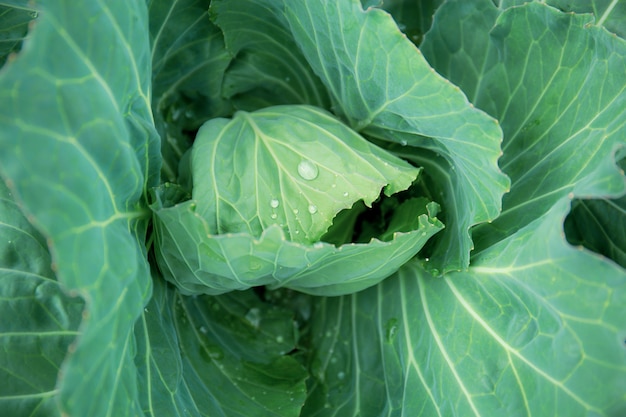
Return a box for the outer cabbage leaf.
[281,0,510,273]
[148,0,232,182]
[151,184,443,296]
[134,271,308,417]
[302,200,626,417]
[0,1,160,416]
[421,0,626,252]
[190,105,420,243]
[0,181,84,416]
[503,0,626,39]
[210,0,330,111]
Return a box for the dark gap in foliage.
[0,5,38,69]
[322,180,432,246]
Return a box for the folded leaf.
[281,0,510,273]
[302,199,626,416]
[151,184,443,296]
[190,105,420,243]
[421,0,626,253]
[210,0,330,111]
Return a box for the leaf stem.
[597,0,618,27]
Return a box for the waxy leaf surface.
[190,105,420,243]
[0,1,160,415]
[282,0,510,272]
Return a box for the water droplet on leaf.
[297,160,319,180]
[308,204,318,214]
[245,308,261,328]
[385,318,399,342]
[270,198,280,208]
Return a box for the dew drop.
[270,198,280,208]
[337,371,346,380]
[297,160,319,180]
[308,204,318,214]
[271,213,278,219]
[199,326,208,334]
[400,139,408,146]
[245,308,261,328]
[343,192,349,197]
[293,208,299,214]
[276,335,284,343]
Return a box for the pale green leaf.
[190,105,420,243]
[282,0,510,273]
[151,183,442,296]
[210,0,330,111]
[0,1,160,416]
[421,0,626,252]
[303,200,626,417]
[0,181,84,417]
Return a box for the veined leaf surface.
[210,0,330,111]
[302,200,626,417]
[148,0,233,182]
[134,272,308,417]
[0,181,84,417]
[421,0,626,252]
[191,105,420,243]
[281,0,510,272]
[0,1,160,416]
[151,184,443,296]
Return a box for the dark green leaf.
[0,181,84,417]
[149,0,233,182]
[151,184,442,296]
[377,0,444,45]
[134,273,308,417]
[0,2,37,68]
[565,195,626,268]
[211,0,330,111]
